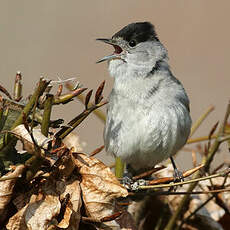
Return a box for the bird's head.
[97,22,168,77]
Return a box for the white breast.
[104,59,192,171]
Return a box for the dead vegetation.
[0,72,230,229]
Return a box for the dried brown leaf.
[11,124,50,154]
[58,205,73,228]
[7,193,61,230]
[71,152,128,228]
[8,172,82,230]
[63,132,83,152]
[13,192,28,211]
[0,165,25,221]
[57,178,82,229]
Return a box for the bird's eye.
[129,40,136,47]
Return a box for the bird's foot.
[167,169,184,192]
[130,179,148,191]
[122,173,148,191]
[173,168,184,183]
[122,175,133,186]
[170,156,184,183]
[121,172,133,189]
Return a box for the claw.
[173,168,184,182]
[122,176,148,191]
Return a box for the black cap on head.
[112,22,159,44]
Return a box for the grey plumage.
[97,22,192,173]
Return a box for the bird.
[97,22,192,182]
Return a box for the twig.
[0,99,3,127]
[0,78,50,151]
[0,175,21,181]
[165,101,230,230]
[13,72,22,101]
[180,195,214,228]
[85,90,93,109]
[0,106,9,132]
[189,105,214,137]
[204,102,230,172]
[129,187,230,198]
[65,82,106,123]
[95,81,105,105]
[180,164,230,228]
[41,94,53,137]
[0,84,12,100]
[159,187,230,195]
[139,169,229,190]
[212,162,225,174]
[11,78,50,130]
[100,211,123,222]
[132,165,165,180]
[55,100,107,140]
[148,164,204,185]
[55,84,63,97]
[191,150,197,167]
[50,77,76,85]
[187,134,216,144]
[81,216,101,224]
[52,88,87,105]
[90,145,104,156]
[218,134,230,142]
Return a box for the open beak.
[96,38,123,63]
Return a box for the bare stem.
[139,169,230,190]
[13,72,22,101]
[164,101,230,230]
[11,78,50,130]
[77,93,106,122]
[187,134,216,144]
[189,105,214,137]
[56,101,107,140]
[65,82,107,123]
[41,94,53,137]
[0,175,21,181]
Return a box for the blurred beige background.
[1,0,229,169]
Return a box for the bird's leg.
[170,156,184,182]
[122,165,134,186]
